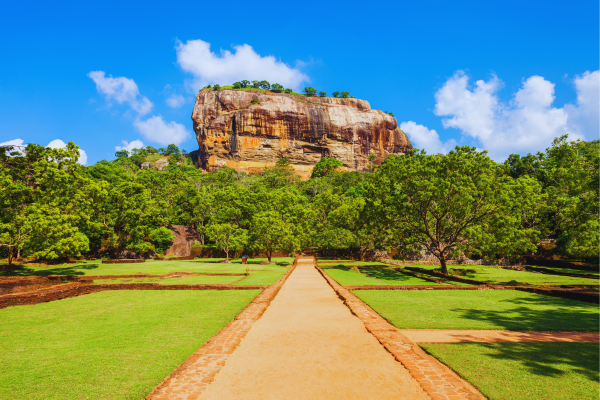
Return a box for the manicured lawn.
[235,268,288,285]
[0,290,260,399]
[415,265,599,286]
[318,261,390,266]
[323,265,441,286]
[1,258,291,278]
[423,342,599,400]
[91,275,242,285]
[354,290,599,331]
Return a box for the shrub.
[303,87,317,97]
[311,157,343,178]
[149,227,174,252]
[233,82,242,89]
[271,83,284,93]
[213,84,221,91]
[341,91,349,98]
[284,88,293,94]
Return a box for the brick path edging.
[317,266,486,400]
[145,262,298,400]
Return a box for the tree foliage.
[311,157,343,178]
[1,135,596,267]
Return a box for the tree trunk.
[359,244,364,261]
[7,247,13,265]
[267,250,272,262]
[225,247,229,261]
[439,254,448,275]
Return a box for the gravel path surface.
[200,258,429,400]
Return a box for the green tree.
[115,149,129,159]
[544,136,599,258]
[163,144,181,156]
[319,91,326,97]
[98,181,162,256]
[368,147,541,274]
[149,227,175,253]
[332,91,340,98]
[303,87,317,97]
[213,84,221,91]
[271,83,284,93]
[259,80,270,90]
[250,211,298,261]
[240,80,250,88]
[207,223,248,261]
[311,157,343,178]
[233,82,242,89]
[341,91,349,98]
[251,80,260,88]
[0,142,96,262]
[284,88,293,94]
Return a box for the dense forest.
[1,136,598,272]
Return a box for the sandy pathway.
[200,258,429,400]
[401,329,600,343]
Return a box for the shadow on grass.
[0,263,100,277]
[359,266,420,282]
[476,342,598,382]
[450,295,599,331]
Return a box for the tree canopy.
[1,136,596,269]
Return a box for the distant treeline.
[203,80,360,100]
[1,136,597,272]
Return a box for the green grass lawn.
[318,261,389,266]
[415,265,599,286]
[423,342,599,400]
[323,265,441,286]
[0,290,260,400]
[1,258,291,278]
[354,289,599,331]
[91,275,242,285]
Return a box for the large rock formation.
[191,89,412,179]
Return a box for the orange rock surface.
[191,89,412,179]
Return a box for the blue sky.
[1,0,598,164]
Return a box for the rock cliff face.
[191,89,412,179]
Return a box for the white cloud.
[115,139,145,152]
[0,138,25,147]
[47,139,88,165]
[0,138,25,154]
[565,70,599,140]
[400,121,457,154]
[175,39,309,91]
[166,94,186,108]
[88,71,153,116]
[133,116,190,146]
[423,70,598,160]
